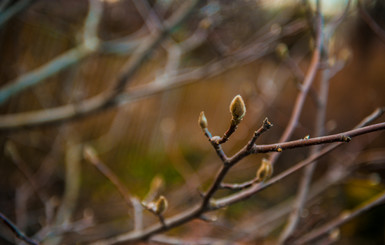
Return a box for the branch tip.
[263,117,273,129]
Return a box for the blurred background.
[0,0,385,244]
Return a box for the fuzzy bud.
[229,95,246,123]
[256,158,273,182]
[154,196,168,215]
[198,111,208,129]
[275,43,289,60]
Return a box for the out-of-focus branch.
[0,0,203,132]
[83,146,143,231]
[88,115,385,244]
[50,140,81,245]
[0,0,102,105]
[0,0,36,28]
[0,20,306,132]
[0,212,39,245]
[358,0,385,43]
[293,190,385,244]
[268,5,323,167]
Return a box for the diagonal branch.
[293,190,385,244]
[358,0,385,43]
[0,0,103,105]
[88,118,385,244]
[0,212,39,245]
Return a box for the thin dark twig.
[0,212,39,245]
[251,122,385,153]
[216,108,385,191]
[89,112,385,244]
[246,117,273,150]
[84,146,144,231]
[293,190,385,244]
[202,128,228,162]
[217,122,238,144]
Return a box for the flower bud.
[198,111,208,129]
[154,195,168,215]
[229,95,246,123]
[256,158,273,182]
[275,43,289,60]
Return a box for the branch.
[0,0,36,28]
[293,190,385,244]
[358,0,385,43]
[0,19,305,132]
[268,4,323,167]
[0,212,39,245]
[88,116,385,244]
[0,0,102,105]
[0,0,203,131]
[83,146,143,231]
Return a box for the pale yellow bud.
[256,158,273,182]
[229,95,246,123]
[198,111,208,129]
[275,43,289,59]
[154,196,168,215]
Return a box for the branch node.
[341,135,351,142]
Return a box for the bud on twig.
[275,43,289,60]
[142,195,168,215]
[230,95,246,124]
[154,195,168,215]
[198,111,208,129]
[256,158,273,182]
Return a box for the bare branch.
[268,4,323,167]
[358,0,385,43]
[293,190,385,244]
[0,0,102,105]
[83,146,143,231]
[0,212,39,245]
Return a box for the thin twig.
[83,146,135,208]
[83,146,143,231]
[88,117,385,244]
[0,212,39,245]
[246,117,273,150]
[293,190,385,244]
